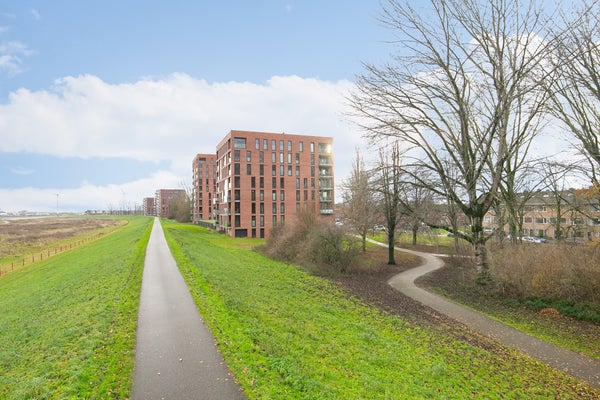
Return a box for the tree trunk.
[412,226,418,246]
[472,216,491,284]
[387,231,396,265]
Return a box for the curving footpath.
[132,218,246,400]
[371,239,600,390]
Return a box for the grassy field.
[0,216,126,274]
[0,216,153,399]
[163,221,599,399]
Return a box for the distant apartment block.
[192,153,218,223]
[483,189,600,242]
[143,197,155,216]
[212,130,334,238]
[155,189,186,219]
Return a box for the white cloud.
[0,169,182,213]
[0,74,364,212]
[0,40,34,75]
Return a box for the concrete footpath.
[131,218,246,400]
[371,239,600,390]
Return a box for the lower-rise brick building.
[155,189,186,219]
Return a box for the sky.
[0,1,391,213]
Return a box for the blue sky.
[0,1,390,212]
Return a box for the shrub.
[264,210,359,273]
[490,243,600,306]
[307,225,360,273]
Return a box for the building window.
[251,177,256,188]
[287,140,292,152]
[234,163,240,175]
[280,203,285,214]
[288,165,292,176]
[280,153,284,164]
[235,215,241,227]
[234,137,247,149]
[278,140,283,151]
[234,150,240,162]
[280,190,285,201]
[259,164,264,176]
[251,216,256,227]
[260,191,264,201]
[260,215,265,227]
[251,203,256,214]
[271,139,276,150]
[287,153,292,164]
[255,138,260,149]
[272,152,276,163]
[273,215,277,225]
[260,203,264,214]
[296,178,300,189]
[246,151,252,162]
[280,177,285,188]
[234,176,240,188]
[263,139,268,150]
[272,190,277,201]
[318,143,331,153]
[535,218,546,224]
[310,142,315,153]
[272,165,277,176]
[524,217,532,223]
[260,177,264,188]
[280,165,285,176]
[272,177,277,188]
[299,141,304,152]
[295,153,300,164]
[246,164,252,175]
[251,190,256,201]
[259,151,264,163]
[272,203,277,214]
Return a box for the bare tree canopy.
[550,0,600,181]
[348,0,556,282]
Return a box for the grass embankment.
[163,221,598,399]
[0,216,153,399]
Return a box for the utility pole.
[55,193,59,217]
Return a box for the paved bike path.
[132,218,246,399]
[370,239,600,389]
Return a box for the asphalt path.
[131,218,246,400]
[369,238,600,390]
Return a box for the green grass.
[163,221,599,399]
[0,216,153,399]
[426,280,600,360]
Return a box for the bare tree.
[341,148,378,251]
[348,0,555,283]
[373,142,405,265]
[550,1,600,182]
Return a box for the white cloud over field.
[0,74,364,212]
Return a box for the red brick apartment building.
[192,153,218,223]
[143,197,155,216]
[213,130,334,238]
[155,189,186,219]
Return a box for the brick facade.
[213,130,334,238]
[192,153,217,223]
[155,189,186,219]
